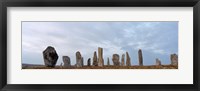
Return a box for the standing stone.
[87,58,91,66]
[138,49,143,66]
[170,54,178,65]
[112,54,120,66]
[93,51,98,66]
[121,54,125,66]
[62,56,71,68]
[156,58,161,66]
[81,57,84,66]
[43,46,59,67]
[98,47,104,66]
[126,52,131,66]
[76,51,83,67]
[107,57,110,66]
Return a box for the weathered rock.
[138,49,143,66]
[126,52,131,66]
[107,57,110,66]
[81,57,84,66]
[93,51,98,66]
[87,58,91,66]
[112,54,120,66]
[170,54,178,65]
[98,47,104,66]
[121,54,125,66]
[156,58,161,66]
[63,56,71,68]
[76,51,83,67]
[43,46,58,67]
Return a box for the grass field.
[22,64,178,69]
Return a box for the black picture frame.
[0,0,199,91]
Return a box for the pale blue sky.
[22,22,178,65]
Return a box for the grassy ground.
[22,65,178,69]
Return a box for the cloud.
[22,22,178,65]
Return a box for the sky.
[22,21,178,66]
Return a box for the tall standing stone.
[81,57,84,66]
[112,54,120,66]
[76,51,83,67]
[121,54,125,66]
[93,51,98,66]
[62,56,71,68]
[170,54,178,65]
[126,52,131,66]
[98,47,104,66]
[87,58,91,66]
[107,57,110,66]
[138,49,143,66]
[156,58,161,66]
[43,46,59,67]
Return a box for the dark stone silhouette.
[76,51,83,67]
[63,56,71,68]
[112,54,120,66]
[156,58,161,66]
[170,54,178,65]
[43,46,58,67]
[121,54,125,66]
[126,52,131,66]
[107,57,110,66]
[87,58,91,66]
[93,51,98,66]
[138,49,143,66]
[98,47,104,66]
[81,57,84,66]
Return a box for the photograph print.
[22,21,178,69]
